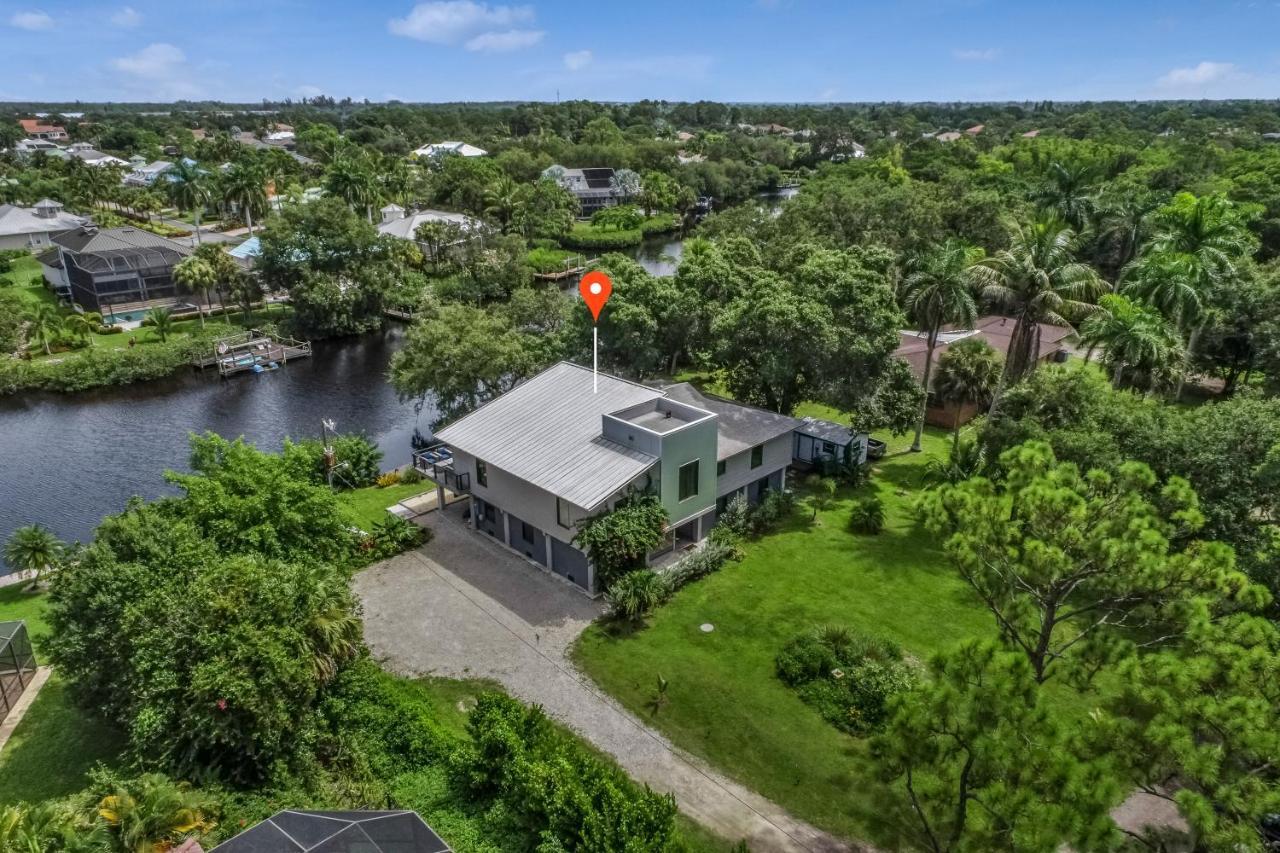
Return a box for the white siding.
[717,432,791,497]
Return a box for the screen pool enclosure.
[209,811,451,853]
[0,621,37,722]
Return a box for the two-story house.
[414,362,841,596]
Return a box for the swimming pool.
[103,310,147,324]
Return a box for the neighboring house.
[895,315,1074,427]
[792,417,870,470]
[935,131,963,142]
[542,165,623,216]
[965,124,985,135]
[376,204,484,257]
[124,160,175,187]
[0,199,87,250]
[412,141,487,159]
[49,225,193,311]
[675,130,695,142]
[1022,129,1041,139]
[18,119,67,141]
[234,132,314,165]
[210,811,451,853]
[67,144,128,168]
[1261,132,1280,142]
[12,138,68,158]
[415,362,855,595]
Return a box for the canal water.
[0,326,434,570]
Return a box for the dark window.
[482,502,496,523]
[521,521,535,543]
[556,497,572,528]
[678,460,699,501]
[750,444,764,469]
[475,458,488,487]
[716,460,726,476]
[822,441,836,455]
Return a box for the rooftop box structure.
[0,621,37,722]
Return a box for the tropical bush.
[776,627,915,735]
[715,493,753,538]
[662,537,740,595]
[604,569,666,623]
[452,693,678,851]
[376,470,402,488]
[573,494,668,589]
[282,433,384,489]
[0,332,218,395]
[751,489,795,534]
[848,495,886,534]
[560,224,644,251]
[399,466,424,485]
[364,515,429,560]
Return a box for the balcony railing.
[413,444,471,493]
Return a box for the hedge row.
[0,336,214,395]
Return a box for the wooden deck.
[532,256,600,281]
[192,330,312,376]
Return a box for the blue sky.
[3,0,1280,103]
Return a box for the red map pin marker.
[579,271,612,322]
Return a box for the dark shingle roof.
[52,226,191,273]
[660,382,801,460]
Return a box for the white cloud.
[563,49,593,71]
[9,10,54,30]
[1157,60,1237,88]
[818,87,839,101]
[465,28,542,51]
[388,1,534,43]
[111,6,142,27]
[112,42,185,77]
[109,43,203,98]
[296,84,324,98]
[953,48,999,61]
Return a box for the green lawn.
[337,481,437,531]
[2,254,56,312]
[573,426,998,847]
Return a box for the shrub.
[663,538,739,595]
[848,495,886,535]
[573,494,668,589]
[716,493,752,538]
[751,489,795,534]
[282,433,384,489]
[776,626,914,735]
[454,693,678,851]
[30,274,44,288]
[365,515,428,560]
[376,470,402,488]
[640,213,679,236]
[559,226,644,251]
[399,466,424,485]
[605,569,666,623]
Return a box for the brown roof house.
[896,316,1075,428]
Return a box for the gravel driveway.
[356,513,861,853]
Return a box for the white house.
[67,144,129,168]
[411,141,487,160]
[123,161,175,187]
[0,199,87,251]
[376,204,484,256]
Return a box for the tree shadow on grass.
[0,676,126,804]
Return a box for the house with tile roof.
[18,119,67,141]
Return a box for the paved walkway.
[0,666,50,753]
[356,514,862,853]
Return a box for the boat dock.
[533,255,600,281]
[193,330,312,377]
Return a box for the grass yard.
[337,481,436,531]
[2,254,57,312]
[0,585,127,805]
[573,425,998,847]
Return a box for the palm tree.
[167,159,210,245]
[484,174,520,232]
[971,215,1104,413]
[62,311,101,346]
[1035,160,1096,232]
[97,774,217,853]
[1080,293,1184,392]
[147,306,174,342]
[324,154,379,222]
[4,524,64,590]
[900,240,981,451]
[305,600,362,683]
[932,337,1003,448]
[1128,193,1255,399]
[26,305,63,355]
[221,161,267,234]
[173,256,216,328]
[1096,193,1158,280]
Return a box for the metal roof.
[435,362,662,510]
[52,226,192,272]
[660,382,801,461]
[795,416,857,446]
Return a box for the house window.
[475,458,488,487]
[521,521,535,543]
[822,441,836,456]
[556,497,572,529]
[750,444,764,469]
[716,460,726,476]
[678,460,700,501]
